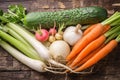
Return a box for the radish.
[55,23,65,40]
[49,22,57,35]
[49,35,56,43]
[49,22,57,43]
[49,28,56,35]
[35,29,49,42]
[49,40,71,63]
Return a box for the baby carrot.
[74,39,118,72]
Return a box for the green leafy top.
[0,4,26,24]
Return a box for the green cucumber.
[24,6,108,29]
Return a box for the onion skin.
[63,26,83,46]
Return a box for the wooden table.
[0,0,120,80]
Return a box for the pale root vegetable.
[63,24,83,46]
[55,33,63,40]
[42,41,51,48]
[49,40,71,63]
[49,35,56,43]
[55,23,64,40]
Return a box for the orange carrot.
[65,45,104,73]
[75,44,105,68]
[83,24,96,36]
[102,25,111,33]
[83,24,110,36]
[66,23,104,61]
[69,35,106,68]
[66,57,75,66]
[74,40,118,72]
[69,25,119,68]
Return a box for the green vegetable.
[0,39,47,72]
[0,29,40,60]
[0,4,26,23]
[24,6,108,29]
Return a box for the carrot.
[75,44,105,67]
[66,12,120,61]
[65,44,105,73]
[69,35,106,67]
[74,39,118,72]
[83,24,110,36]
[102,25,111,33]
[66,57,75,66]
[66,12,120,62]
[83,24,96,36]
[69,25,120,68]
[66,23,104,61]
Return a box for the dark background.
[0,0,120,80]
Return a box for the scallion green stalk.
[0,39,46,72]
[3,26,31,47]
[0,30,41,60]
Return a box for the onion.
[63,24,83,46]
[49,40,70,63]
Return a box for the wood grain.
[0,0,120,80]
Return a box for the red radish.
[49,22,57,35]
[49,27,57,35]
[35,29,49,42]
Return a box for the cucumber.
[24,6,108,29]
